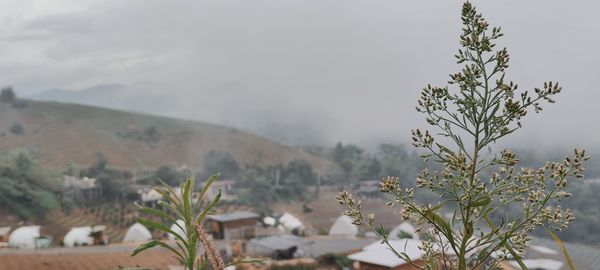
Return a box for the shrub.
[0,87,16,103]
[10,122,24,135]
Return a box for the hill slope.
[0,100,332,173]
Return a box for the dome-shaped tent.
[328,215,358,237]
[168,219,186,241]
[9,226,40,249]
[123,223,152,243]
[277,212,303,233]
[389,222,419,240]
[64,227,94,247]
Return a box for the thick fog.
[1,0,598,149]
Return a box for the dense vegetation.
[0,149,63,219]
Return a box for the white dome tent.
[63,225,106,247]
[389,222,419,240]
[328,215,358,237]
[277,212,304,233]
[123,223,152,243]
[263,216,276,226]
[168,219,186,241]
[64,227,94,247]
[9,226,40,249]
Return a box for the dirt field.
[0,249,178,270]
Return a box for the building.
[348,239,425,270]
[207,211,259,240]
[200,180,237,202]
[247,234,314,259]
[0,227,11,243]
[138,188,163,207]
[63,175,102,202]
[355,180,380,196]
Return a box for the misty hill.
[28,84,329,145]
[28,83,180,117]
[0,99,332,173]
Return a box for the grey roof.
[208,211,259,222]
[249,234,314,251]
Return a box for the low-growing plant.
[337,2,589,270]
[132,175,224,270]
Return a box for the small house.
[208,211,259,240]
[0,227,11,243]
[355,180,380,196]
[63,175,102,202]
[138,188,163,207]
[247,234,314,259]
[201,180,237,202]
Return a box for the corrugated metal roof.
[249,234,314,250]
[209,211,259,222]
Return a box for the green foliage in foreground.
[133,176,223,270]
[0,149,62,219]
[338,2,588,270]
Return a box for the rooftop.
[348,239,424,268]
[249,234,314,251]
[208,211,259,222]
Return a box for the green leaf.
[131,240,185,262]
[470,195,491,207]
[197,174,219,207]
[137,204,178,225]
[157,180,183,206]
[196,190,221,224]
[545,228,575,270]
[137,218,186,244]
[483,215,528,270]
[424,209,454,244]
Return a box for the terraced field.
[43,208,133,244]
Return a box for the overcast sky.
[0,0,598,150]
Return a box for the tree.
[83,152,135,200]
[337,2,588,269]
[332,142,366,184]
[359,157,382,180]
[201,151,240,180]
[0,149,62,219]
[10,122,24,135]
[0,86,16,103]
[154,165,190,186]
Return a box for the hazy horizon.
[2,0,598,149]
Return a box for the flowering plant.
[337,2,589,269]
